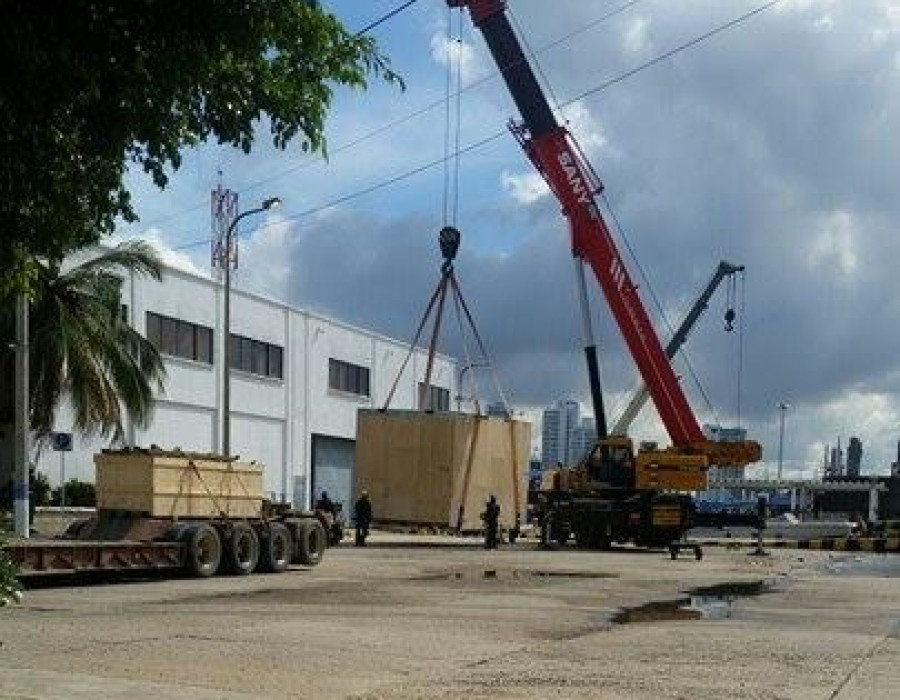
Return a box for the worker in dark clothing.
[314,490,335,515]
[28,466,36,528]
[354,490,372,546]
[482,494,500,550]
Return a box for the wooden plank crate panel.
[95,451,263,518]
[355,410,530,531]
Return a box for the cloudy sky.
[116,0,900,478]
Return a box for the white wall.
[31,257,458,508]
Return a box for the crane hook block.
[724,307,736,332]
[439,226,461,262]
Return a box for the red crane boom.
[448,0,759,466]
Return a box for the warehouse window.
[146,311,214,365]
[229,333,284,380]
[418,383,450,412]
[328,358,370,397]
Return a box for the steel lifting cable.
[452,11,464,227]
[509,8,721,427]
[509,7,567,121]
[450,269,484,412]
[449,274,513,415]
[381,281,448,410]
[442,3,454,227]
[735,268,746,426]
[600,191,721,426]
[442,5,465,228]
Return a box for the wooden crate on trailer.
[94,449,264,518]
[355,409,530,531]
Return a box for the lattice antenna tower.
[211,181,239,278]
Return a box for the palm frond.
[23,239,168,443]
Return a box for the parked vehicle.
[4,448,327,579]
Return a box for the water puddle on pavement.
[410,569,617,583]
[823,554,900,578]
[611,580,768,625]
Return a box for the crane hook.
[439,226,461,275]
[724,307,736,332]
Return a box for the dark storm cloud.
[244,0,900,469]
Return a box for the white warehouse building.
[26,257,458,511]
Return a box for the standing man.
[354,489,372,546]
[314,490,335,516]
[482,494,500,550]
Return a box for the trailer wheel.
[296,519,326,566]
[258,522,292,574]
[183,523,222,578]
[63,518,91,539]
[220,523,259,576]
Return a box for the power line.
[568,0,783,105]
[355,0,420,36]
[172,0,783,251]
[127,0,643,235]
[172,131,507,251]
[125,0,424,234]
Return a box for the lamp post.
[14,294,30,537]
[221,197,281,458]
[777,401,790,482]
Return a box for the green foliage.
[31,471,51,508]
[0,531,23,607]
[0,241,167,442]
[0,0,401,299]
[51,480,96,508]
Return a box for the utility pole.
[777,401,790,482]
[218,196,281,458]
[14,294,30,537]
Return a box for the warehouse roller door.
[311,434,355,513]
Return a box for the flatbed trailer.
[5,509,327,580]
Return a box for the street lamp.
[777,401,790,482]
[221,196,281,457]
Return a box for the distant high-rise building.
[541,400,581,467]
[703,425,747,443]
[486,402,511,419]
[567,416,597,464]
[825,438,844,479]
[892,441,900,478]
[847,437,862,478]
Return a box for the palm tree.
[0,241,166,444]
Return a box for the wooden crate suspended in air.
[354,409,530,531]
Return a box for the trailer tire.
[221,523,260,576]
[63,518,91,539]
[258,522,292,574]
[183,523,222,578]
[296,519,326,566]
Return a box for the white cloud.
[751,390,900,479]
[429,32,488,86]
[112,228,207,277]
[560,100,607,156]
[806,210,858,276]
[233,214,296,299]
[622,15,652,56]
[501,170,549,204]
[812,14,834,32]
